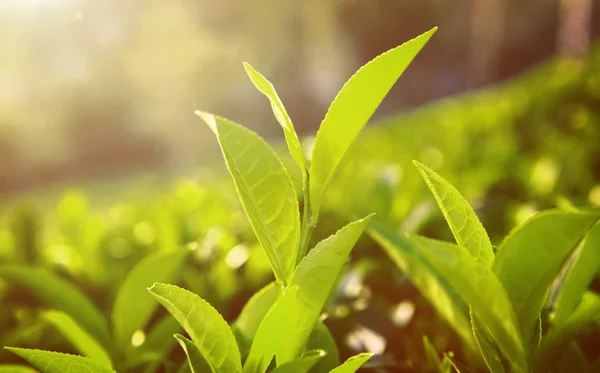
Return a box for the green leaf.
[42,310,112,368]
[243,286,297,373]
[493,211,600,342]
[368,222,477,352]
[148,283,242,373]
[138,314,182,357]
[533,292,600,373]
[0,265,110,344]
[5,348,115,373]
[550,220,600,325]
[408,235,525,369]
[413,161,494,268]
[232,282,281,358]
[271,350,325,373]
[309,28,436,218]
[113,249,190,351]
[197,112,300,284]
[328,353,373,373]
[423,335,446,373]
[243,62,307,178]
[277,215,374,364]
[174,334,212,373]
[0,365,37,373]
[470,310,505,373]
[306,321,340,373]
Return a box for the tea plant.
[2,28,436,372]
[370,161,600,373]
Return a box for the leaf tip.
[195,110,218,133]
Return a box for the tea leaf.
[139,314,182,356]
[413,161,494,268]
[42,310,112,368]
[306,321,340,373]
[243,62,307,178]
[493,211,600,342]
[113,249,190,351]
[328,353,373,373]
[233,281,281,358]
[0,265,110,345]
[368,222,476,351]
[148,283,242,373]
[470,310,505,373]
[550,220,600,325]
[198,112,300,284]
[5,348,116,373]
[243,286,297,373]
[423,336,446,373]
[174,334,211,373]
[277,215,373,364]
[271,350,325,373]
[309,28,436,218]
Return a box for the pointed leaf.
[113,249,190,351]
[277,215,373,364]
[148,283,242,373]
[470,310,505,373]
[413,161,494,268]
[493,211,600,342]
[243,286,297,373]
[306,321,340,373]
[423,336,446,373]
[550,220,600,325]
[309,28,436,217]
[174,334,212,373]
[368,222,476,352]
[42,310,112,368]
[233,282,280,357]
[5,348,115,373]
[271,350,325,373]
[243,62,307,178]
[198,112,300,284]
[328,353,373,373]
[0,265,109,344]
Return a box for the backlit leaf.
[328,353,373,373]
[174,334,211,373]
[414,161,494,268]
[493,211,600,342]
[309,28,436,218]
[148,283,242,373]
[277,215,373,364]
[5,348,115,373]
[306,320,340,373]
[470,310,505,373]
[198,112,300,284]
[271,350,325,373]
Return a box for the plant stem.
[296,176,315,265]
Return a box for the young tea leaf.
[368,222,476,352]
[423,336,446,373]
[148,283,242,373]
[493,211,600,342]
[413,161,494,268]
[550,220,600,325]
[242,286,297,373]
[5,348,116,373]
[0,365,37,373]
[271,350,325,373]
[309,28,436,218]
[174,334,211,373]
[197,112,300,284]
[0,265,110,345]
[243,62,307,178]
[328,353,373,373]
[42,310,113,369]
[232,281,281,358]
[277,215,373,364]
[112,249,190,352]
[306,320,340,373]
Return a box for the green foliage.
[328,353,373,373]
[5,348,116,373]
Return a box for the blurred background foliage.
[1,0,600,372]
